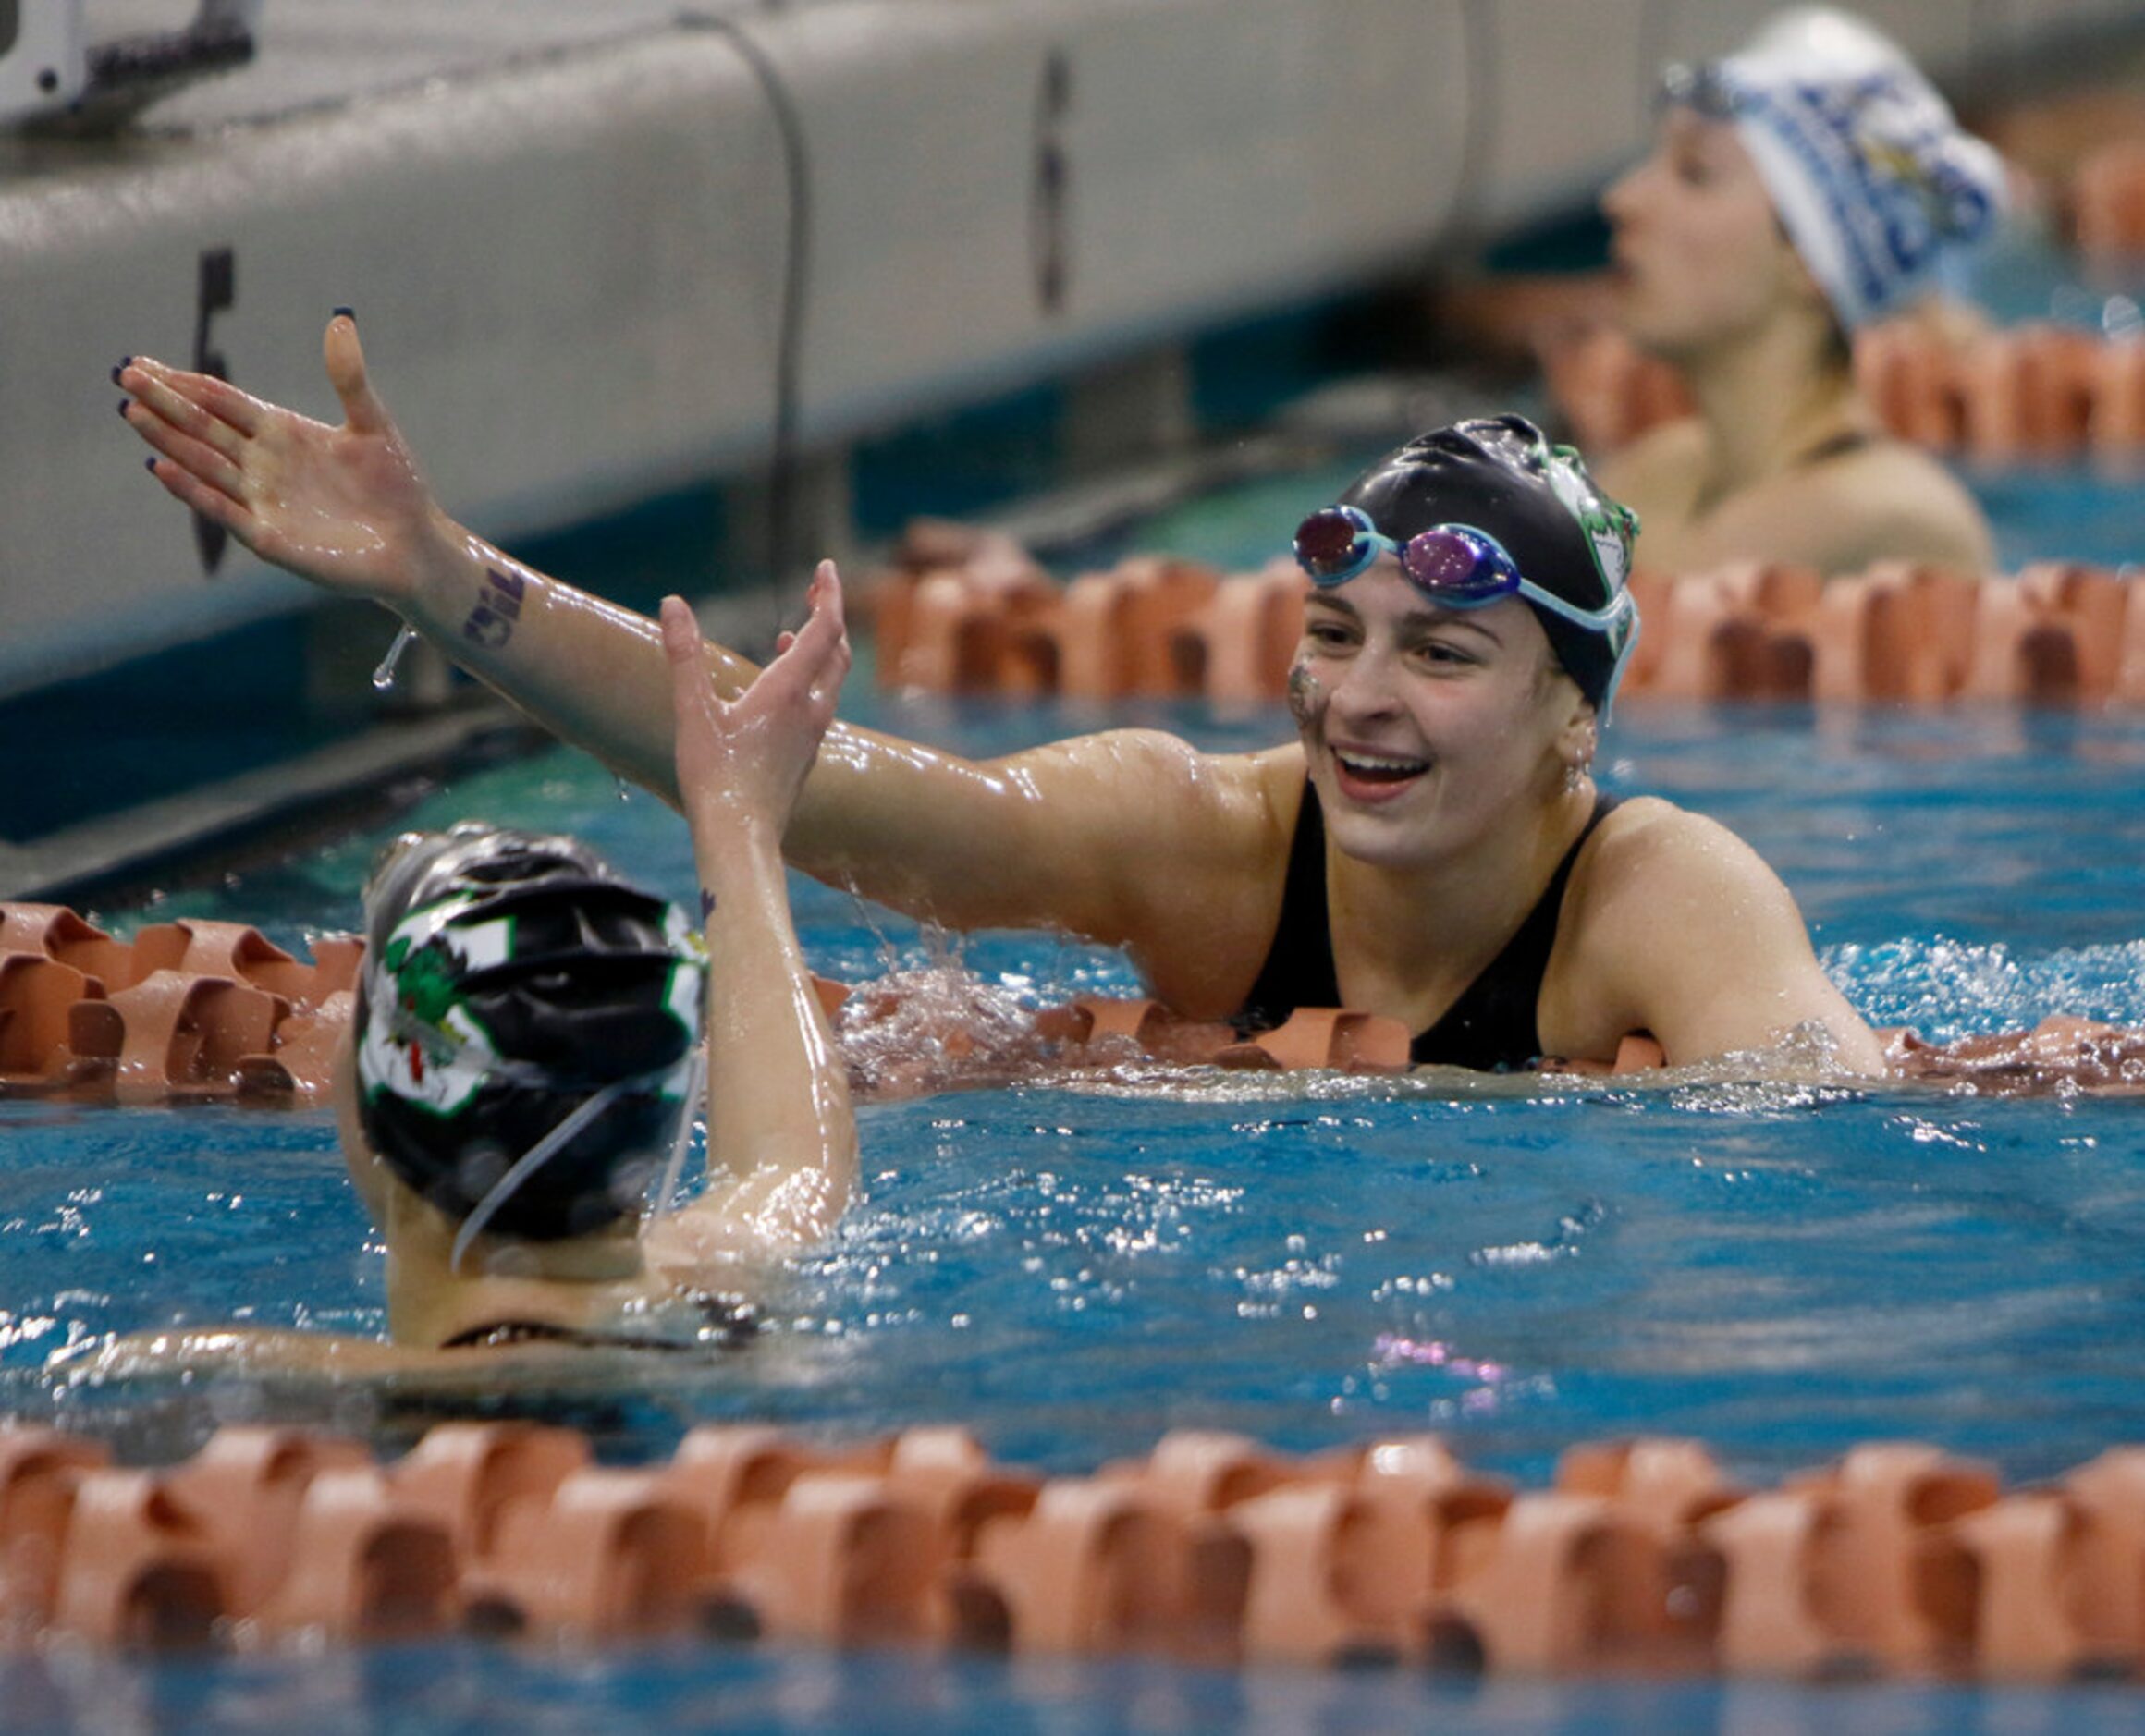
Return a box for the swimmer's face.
[1602,108,1813,358]
[1292,563,1587,870]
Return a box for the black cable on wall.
[679,6,815,638]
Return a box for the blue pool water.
[14,359,2145,1730]
[15,689,2145,1472]
[8,683,2145,1728]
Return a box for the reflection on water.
[19,1638,2145,1736]
[15,675,2145,1723]
[16,1071,2145,1496]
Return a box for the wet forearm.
[404,522,755,801]
[399,529,1001,905]
[693,824,856,1248]
[399,529,1179,948]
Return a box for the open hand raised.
[119,313,448,605]
[661,561,851,849]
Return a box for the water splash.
[1832,935,2145,1043]
[370,623,418,691]
[833,960,1065,1099]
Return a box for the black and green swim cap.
[1338,415,1640,710]
[353,823,705,1244]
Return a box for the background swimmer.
[1596,6,2005,576]
[64,573,858,1377]
[116,325,1881,1075]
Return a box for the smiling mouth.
[1333,749,1431,786]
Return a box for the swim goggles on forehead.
[1657,60,1742,121]
[1292,506,1635,639]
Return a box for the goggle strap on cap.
[1526,580,1636,637]
[1594,606,1641,720]
[450,1077,636,1273]
[647,1046,706,1222]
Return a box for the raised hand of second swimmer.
[118,314,448,605]
[661,562,850,849]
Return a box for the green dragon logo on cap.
[1538,436,1641,600]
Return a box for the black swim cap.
[1336,415,1640,710]
[353,823,705,1244]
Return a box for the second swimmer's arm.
[405,526,1274,958]
[396,525,1286,975]
[648,578,857,1272]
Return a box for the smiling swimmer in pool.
[61,573,858,1376]
[116,324,1884,1077]
[1595,6,2006,577]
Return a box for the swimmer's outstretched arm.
[120,316,695,779]
[645,570,857,1272]
[117,321,1277,997]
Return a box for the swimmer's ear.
[1552,681,1600,753]
[323,311,391,437]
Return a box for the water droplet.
[617,776,633,802]
[372,623,419,691]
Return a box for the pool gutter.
[0,702,538,906]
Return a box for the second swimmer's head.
[1659,6,2005,332]
[351,823,706,1256]
[1293,415,1641,715]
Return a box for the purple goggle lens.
[1395,528,1518,603]
[1291,507,1372,578]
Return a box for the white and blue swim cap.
[1664,7,2007,330]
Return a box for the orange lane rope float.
[861,524,2145,709]
[6,1420,2145,1679]
[0,909,359,1103]
[1541,312,2145,469]
[6,904,2144,1103]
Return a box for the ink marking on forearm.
[461,566,526,651]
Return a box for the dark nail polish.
[143,457,156,472]
[332,305,354,320]
[116,398,130,417]
[110,361,126,385]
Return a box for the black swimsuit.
[1234,785,1621,1071]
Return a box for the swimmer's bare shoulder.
[1543,797,1885,1072]
[1595,416,1709,516]
[1811,439,1993,572]
[1078,734,1305,1015]
[1673,437,1991,576]
[1599,419,1991,578]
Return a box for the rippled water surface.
[13,693,2145,1474]
[13,596,2145,1730]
